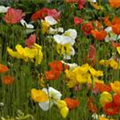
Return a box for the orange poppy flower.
[49,61,63,71]
[45,70,60,80]
[87,98,97,113]
[104,16,111,26]
[0,64,9,73]
[49,60,69,71]
[111,17,120,25]
[2,75,14,85]
[112,24,120,35]
[91,30,107,41]
[64,98,79,110]
[103,102,119,116]
[109,0,120,9]
[95,83,112,93]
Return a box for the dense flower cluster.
[0,0,120,119]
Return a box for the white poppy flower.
[0,6,10,13]
[45,16,58,25]
[20,19,34,29]
[39,87,62,111]
[54,35,74,45]
[63,29,77,40]
[48,27,64,34]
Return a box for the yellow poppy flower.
[41,20,50,34]
[57,100,69,118]
[31,89,48,102]
[89,67,103,77]
[57,43,72,56]
[99,91,113,107]
[111,81,120,94]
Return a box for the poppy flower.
[111,17,120,25]
[31,88,48,102]
[4,8,25,24]
[111,42,120,48]
[87,45,96,66]
[109,0,120,9]
[39,87,62,111]
[87,98,97,113]
[111,81,120,94]
[74,17,83,25]
[57,100,69,118]
[64,98,79,110]
[95,83,112,93]
[112,24,120,35]
[103,102,119,116]
[25,34,36,48]
[0,64,9,73]
[78,0,86,10]
[81,22,93,36]
[2,75,14,85]
[104,16,111,26]
[31,7,60,21]
[91,29,107,41]
[100,92,113,107]
[113,94,120,106]
[45,70,60,80]
[49,61,63,71]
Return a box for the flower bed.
[0,0,120,120]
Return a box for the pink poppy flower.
[78,0,86,10]
[31,7,60,21]
[74,17,83,25]
[4,8,25,24]
[25,34,36,48]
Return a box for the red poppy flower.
[78,0,86,10]
[31,7,60,21]
[0,64,9,73]
[25,34,36,48]
[91,29,107,41]
[4,8,25,24]
[45,70,60,80]
[74,17,83,25]
[87,98,97,113]
[95,83,112,93]
[113,94,120,106]
[103,102,119,116]
[81,22,93,36]
[64,98,79,110]
[2,75,14,85]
